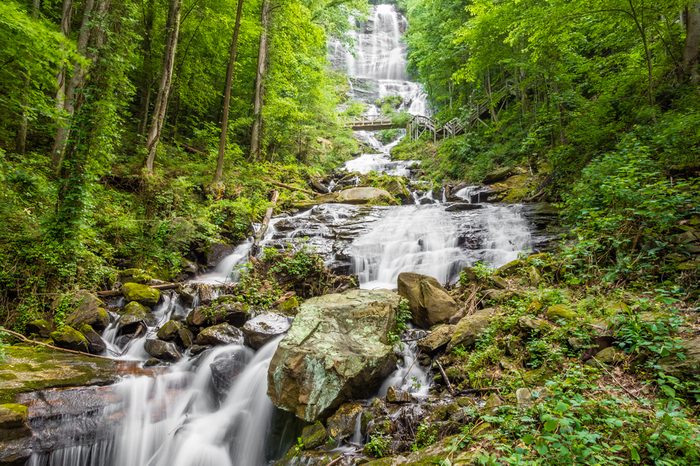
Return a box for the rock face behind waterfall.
[268,289,400,422]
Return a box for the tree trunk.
[144,0,183,173]
[214,0,245,184]
[52,0,97,170]
[55,0,73,112]
[684,3,700,83]
[250,0,271,161]
[14,0,40,155]
[137,0,157,136]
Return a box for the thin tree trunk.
[52,0,97,170]
[15,0,40,155]
[250,0,271,161]
[684,3,700,83]
[144,0,182,173]
[214,0,245,185]
[137,0,157,135]
[55,0,73,112]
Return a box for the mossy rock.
[121,282,161,307]
[0,403,28,428]
[50,326,89,353]
[122,301,150,319]
[276,295,300,315]
[156,320,182,341]
[0,345,118,403]
[299,421,327,450]
[590,347,626,366]
[25,319,52,338]
[118,268,153,284]
[61,291,109,332]
[79,324,107,355]
[546,304,577,321]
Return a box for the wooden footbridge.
[346,87,511,142]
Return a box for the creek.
[26,4,554,465]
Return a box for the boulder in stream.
[209,349,249,401]
[268,288,399,422]
[121,282,161,307]
[194,323,244,346]
[144,339,181,362]
[397,272,459,328]
[50,326,90,353]
[62,291,109,332]
[316,187,395,205]
[242,313,291,349]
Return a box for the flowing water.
[27,4,554,465]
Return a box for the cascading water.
[27,5,551,465]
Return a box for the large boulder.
[447,309,496,352]
[268,289,400,422]
[194,323,244,346]
[79,324,107,355]
[317,187,395,205]
[63,291,109,332]
[144,339,181,362]
[121,283,161,307]
[397,273,459,329]
[50,326,90,353]
[242,313,291,349]
[417,324,455,355]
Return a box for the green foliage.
[412,423,438,451]
[388,299,412,345]
[465,367,700,465]
[364,433,390,458]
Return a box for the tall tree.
[144,0,182,174]
[250,0,271,161]
[684,2,700,83]
[51,0,97,170]
[214,0,246,185]
[14,0,41,155]
[137,0,157,135]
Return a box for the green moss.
[121,282,161,306]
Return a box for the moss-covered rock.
[591,347,626,366]
[79,324,107,355]
[62,291,109,332]
[156,320,182,342]
[546,304,577,321]
[122,301,150,319]
[658,336,700,379]
[25,319,52,338]
[194,323,244,346]
[186,296,249,328]
[144,339,181,362]
[50,326,89,353]
[0,345,118,403]
[276,295,300,315]
[121,282,161,307]
[119,268,153,284]
[299,421,328,449]
[417,324,454,355]
[326,402,364,440]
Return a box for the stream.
[26,5,554,465]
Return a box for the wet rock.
[659,336,700,379]
[299,421,328,449]
[242,313,291,349]
[178,327,194,348]
[64,292,109,332]
[417,324,454,355]
[275,294,300,316]
[326,402,363,440]
[447,309,495,352]
[397,272,459,329]
[79,324,107,355]
[50,326,90,353]
[546,304,577,321]
[483,167,516,184]
[144,339,181,362]
[121,282,161,307]
[207,243,235,267]
[156,319,182,342]
[194,323,244,346]
[115,314,147,339]
[25,319,52,338]
[445,202,484,212]
[386,386,412,403]
[268,289,399,422]
[121,301,150,319]
[0,403,31,465]
[210,349,249,401]
[189,345,208,356]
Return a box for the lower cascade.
[24,4,550,466]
